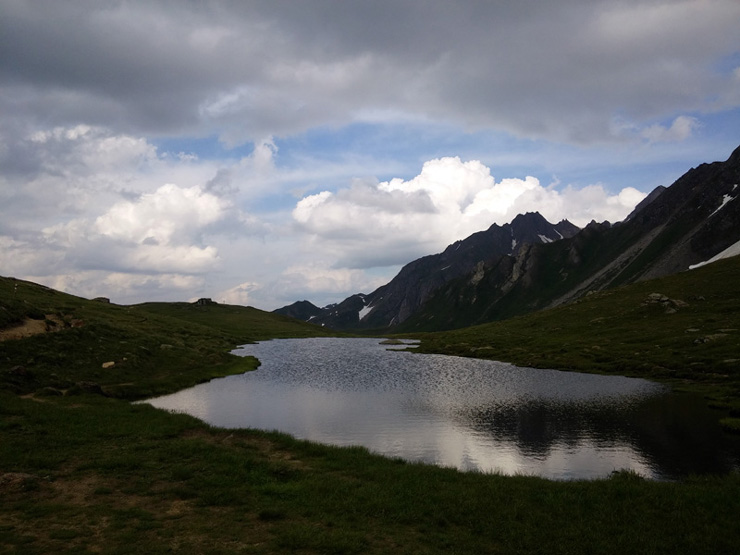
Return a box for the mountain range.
[276,145,740,332]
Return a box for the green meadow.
[1,259,740,554]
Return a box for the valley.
[277,146,740,333]
[2,147,740,553]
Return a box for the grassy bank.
[3,390,740,554]
[2,273,740,553]
[0,277,333,399]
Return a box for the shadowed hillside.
[1,270,740,553]
[0,277,333,399]
[411,254,740,418]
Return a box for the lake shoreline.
[2,274,740,552]
[142,337,737,481]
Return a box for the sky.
[1,0,739,310]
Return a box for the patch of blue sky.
[713,51,740,75]
[696,109,740,147]
[275,122,437,175]
[275,121,546,179]
[153,134,248,161]
[248,191,301,214]
[272,121,682,195]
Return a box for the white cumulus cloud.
[292,157,647,269]
[217,281,259,306]
[96,184,227,246]
[0,124,278,304]
[641,116,701,143]
[41,184,230,276]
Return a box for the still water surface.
[145,337,736,480]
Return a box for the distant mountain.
[274,300,324,322]
[275,212,579,329]
[276,145,740,333]
[398,145,740,331]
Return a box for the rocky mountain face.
[275,212,580,329]
[273,300,325,322]
[276,145,740,332]
[399,145,740,331]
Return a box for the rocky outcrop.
[0,314,68,341]
[643,293,689,314]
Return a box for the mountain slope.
[275,212,579,329]
[412,252,740,401]
[272,300,325,322]
[400,145,740,331]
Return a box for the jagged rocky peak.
[273,300,323,321]
[506,212,580,249]
[625,186,666,222]
[554,219,580,237]
[274,211,580,330]
[511,212,578,233]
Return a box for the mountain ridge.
[275,212,579,329]
[276,145,740,332]
[399,145,740,331]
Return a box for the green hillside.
[412,254,740,414]
[2,270,740,553]
[0,277,333,399]
[133,300,337,341]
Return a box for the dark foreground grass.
[0,276,331,399]
[2,391,740,554]
[2,271,740,553]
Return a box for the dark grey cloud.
[1,0,738,308]
[2,1,248,133]
[2,0,738,144]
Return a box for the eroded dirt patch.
[0,315,68,341]
[0,472,38,492]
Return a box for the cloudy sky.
[2,1,739,310]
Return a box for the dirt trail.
[0,315,65,341]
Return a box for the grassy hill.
[133,300,340,341]
[1,270,740,553]
[0,277,333,399]
[411,255,740,418]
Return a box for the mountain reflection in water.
[143,337,738,480]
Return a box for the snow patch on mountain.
[689,238,740,270]
[709,193,736,218]
[358,304,374,320]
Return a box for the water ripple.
[144,337,736,480]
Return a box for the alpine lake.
[144,337,738,480]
